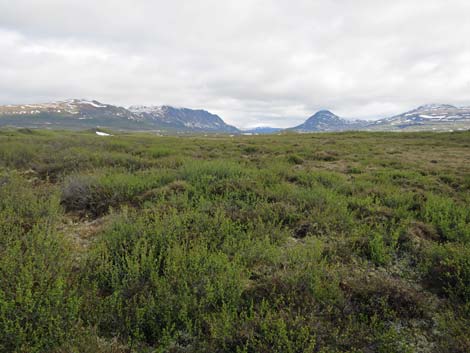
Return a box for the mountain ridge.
[128,105,239,133]
[1,99,469,133]
[0,100,239,133]
[369,104,470,131]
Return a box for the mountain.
[290,105,470,133]
[2,99,469,133]
[0,99,148,130]
[128,105,240,133]
[368,104,470,131]
[0,100,239,133]
[291,110,369,132]
[242,126,283,134]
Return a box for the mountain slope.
[369,104,470,131]
[128,105,240,133]
[292,110,369,132]
[0,100,239,133]
[290,105,470,133]
[0,99,149,130]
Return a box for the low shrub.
[287,154,304,165]
[422,243,470,302]
[343,275,429,319]
[61,170,176,217]
[81,210,247,347]
[0,178,79,353]
[421,194,470,243]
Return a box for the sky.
[0,0,469,128]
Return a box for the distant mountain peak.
[292,110,368,132]
[310,110,344,120]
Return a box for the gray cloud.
[0,0,469,128]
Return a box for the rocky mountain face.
[128,105,240,133]
[0,100,239,133]
[367,104,470,131]
[292,110,369,132]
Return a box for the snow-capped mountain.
[0,99,139,120]
[0,99,146,130]
[291,105,470,132]
[369,104,470,131]
[128,105,240,133]
[292,110,369,132]
[0,100,239,133]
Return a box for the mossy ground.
[1,129,469,352]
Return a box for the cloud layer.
[1,0,469,127]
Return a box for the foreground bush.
[81,210,247,348]
[423,243,470,302]
[0,179,80,353]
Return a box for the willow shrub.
[0,177,80,353]
[81,209,248,348]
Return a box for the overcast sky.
[0,0,469,128]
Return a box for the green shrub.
[181,160,246,183]
[243,145,258,154]
[216,304,318,353]
[287,154,304,165]
[421,194,470,243]
[147,146,172,158]
[61,170,176,216]
[423,243,470,302]
[368,232,391,266]
[0,142,38,169]
[81,210,247,347]
[0,179,79,353]
[311,150,338,161]
[0,228,80,353]
[0,176,61,236]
